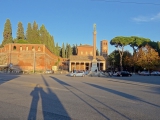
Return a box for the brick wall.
[0,43,63,72]
[77,45,93,56]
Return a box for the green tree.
[72,44,77,55]
[68,44,72,58]
[61,43,65,58]
[148,41,160,56]
[65,43,68,58]
[110,36,130,71]
[2,19,13,46]
[39,24,47,44]
[50,36,55,54]
[96,48,100,56]
[108,50,120,70]
[32,21,40,44]
[55,43,60,56]
[16,22,25,40]
[26,23,32,43]
[129,36,150,53]
[14,39,28,44]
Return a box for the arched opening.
[32,46,35,51]
[38,46,41,51]
[13,46,16,50]
[26,46,28,51]
[20,46,22,51]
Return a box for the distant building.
[69,25,108,72]
[100,40,108,57]
[69,46,106,71]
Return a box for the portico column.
[103,62,105,71]
[69,61,71,72]
[84,62,85,70]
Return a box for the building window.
[38,46,41,51]
[13,46,16,50]
[81,51,83,55]
[86,51,88,55]
[26,46,28,51]
[32,46,35,51]
[20,46,22,51]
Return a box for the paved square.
[0,74,160,120]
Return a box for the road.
[0,74,160,120]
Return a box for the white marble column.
[69,61,71,72]
[89,62,91,70]
[103,62,105,70]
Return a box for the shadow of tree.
[84,82,160,108]
[143,86,160,95]
[28,75,71,120]
[110,75,160,85]
[50,76,113,120]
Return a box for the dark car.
[117,71,132,77]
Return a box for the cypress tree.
[39,24,47,44]
[55,43,60,56]
[72,44,77,55]
[96,48,100,56]
[62,43,65,58]
[65,43,68,58]
[50,36,55,54]
[2,19,13,46]
[17,22,25,40]
[68,44,72,58]
[32,21,40,44]
[26,23,32,43]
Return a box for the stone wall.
[0,43,63,72]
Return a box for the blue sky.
[0,0,160,54]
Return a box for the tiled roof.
[77,44,93,47]
[69,55,105,61]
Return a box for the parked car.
[45,70,53,74]
[139,71,150,76]
[70,71,85,77]
[116,71,132,77]
[150,71,160,76]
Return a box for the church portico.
[69,56,105,72]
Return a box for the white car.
[70,71,85,77]
[45,70,53,74]
[139,71,150,76]
[150,71,160,76]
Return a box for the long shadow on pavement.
[28,84,40,120]
[110,75,160,85]
[50,76,130,120]
[28,75,71,120]
[84,82,160,108]
[0,74,20,85]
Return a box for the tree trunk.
[120,54,123,71]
